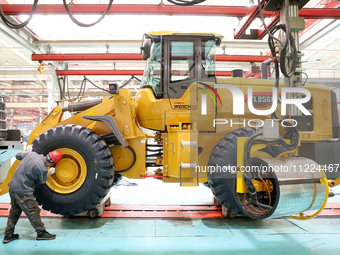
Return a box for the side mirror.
[140,38,152,60]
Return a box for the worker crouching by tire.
[3,150,62,244]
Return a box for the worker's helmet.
[48,151,62,164]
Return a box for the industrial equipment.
[0,97,23,188]
[0,30,338,220]
[1,1,339,220]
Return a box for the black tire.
[207,127,285,218]
[33,124,114,215]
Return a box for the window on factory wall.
[170,41,195,83]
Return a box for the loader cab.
[140,32,222,99]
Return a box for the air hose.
[63,0,113,27]
[0,0,39,29]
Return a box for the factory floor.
[1,179,340,255]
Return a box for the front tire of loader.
[207,127,285,218]
[33,124,114,215]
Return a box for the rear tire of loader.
[32,124,114,215]
[207,127,285,218]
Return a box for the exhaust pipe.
[62,99,102,112]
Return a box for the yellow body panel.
[1,76,335,196]
[1,89,146,196]
[134,77,333,184]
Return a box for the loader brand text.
[202,84,311,116]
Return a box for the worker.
[3,150,62,244]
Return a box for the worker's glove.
[49,167,56,175]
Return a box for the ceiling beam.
[0,5,257,17]
[55,70,144,76]
[257,12,280,40]
[234,0,266,39]
[32,40,269,49]
[1,5,339,19]
[55,70,238,76]
[257,0,340,39]
[32,53,271,63]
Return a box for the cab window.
[170,41,195,83]
[141,42,162,97]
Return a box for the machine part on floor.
[32,125,114,215]
[208,128,288,219]
[248,157,327,220]
[73,193,111,219]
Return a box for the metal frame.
[1,4,339,19]
[32,53,271,63]
[54,70,237,77]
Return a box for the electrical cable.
[77,77,86,98]
[120,75,141,89]
[167,0,206,6]
[83,76,110,93]
[257,0,284,48]
[0,0,39,29]
[63,0,114,27]
[302,71,308,86]
[258,0,297,78]
[66,76,71,98]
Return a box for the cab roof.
[146,31,223,39]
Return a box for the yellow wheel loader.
[1,31,339,219]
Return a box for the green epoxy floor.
[1,216,340,255]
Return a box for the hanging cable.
[0,0,39,29]
[77,77,86,98]
[83,76,110,93]
[120,75,141,89]
[257,0,297,78]
[63,0,114,27]
[167,0,206,6]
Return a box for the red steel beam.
[215,54,269,62]
[299,8,340,19]
[301,0,340,36]
[0,5,253,16]
[257,12,280,40]
[32,53,270,63]
[1,4,339,18]
[55,70,144,76]
[257,0,340,39]
[234,0,266,39]
[32,53,143,61]
[55,70,235,76]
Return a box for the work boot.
[3,233,19,244]
[36,231,56,240]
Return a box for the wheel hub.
[46,148,87,194]
[55,158,79,183]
